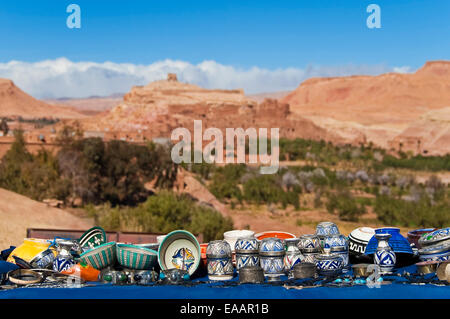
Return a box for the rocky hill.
[0,78,85,119]
[82,74,350,145]
[0,188,93,247]
[282,61,450,154]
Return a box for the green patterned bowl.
[79,242,116,270]
[78,226,107,249]
[116,244,158,270]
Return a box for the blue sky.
[0,0,448,98]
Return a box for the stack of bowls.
[223,230,255,264]
[324,234,349,267]
[284,238,302,276]
[235,237,260,272]
[316,222,340,247]
[417,227,450,263]
[206,240,234,281]
[418,242,450,262]
[315,244,344,276]
[297,234,321,264]
[259,237,285,281]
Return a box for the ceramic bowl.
[116,244,158,270]
[254,231,296,241]
[365,227,413,255]
[259,237,285,256]
[324,234,348,250]
[206,240,234,281]
[158,230,201,276]
[407,228,436,249]
[235,237,259,253]
[6,238,52,264]
[316,222,340,238]
[79,242,116,270]
[418,243,450,262]
[348,227,375,256]
[78,226,107,249]
[315,246,344,276]
[29,248,56,269]
[206,240,232,258]
[418,227,450,247]
[297,234,321,252]
[223,230,255,251]
[416,260,440,275]
[200,243,208,269]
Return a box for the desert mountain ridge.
[282,60,450,154]
[0,78,85,119]
[80,73,352,146]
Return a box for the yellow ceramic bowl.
[7,238,54,264]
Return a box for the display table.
[0,266,449,299]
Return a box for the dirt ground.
[0,188,93,248]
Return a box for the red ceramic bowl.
[255,231,296,240]
[407,228,437,249]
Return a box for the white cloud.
[0,57,413,99]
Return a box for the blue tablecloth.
[1,265,449,299]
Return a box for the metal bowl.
[293,262,316,279]
[416,260,440,275]
[238,266,265,284]
[352,263,375,278]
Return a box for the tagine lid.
[418,227,450,246]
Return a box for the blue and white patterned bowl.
[365,227,413,255]
[234,237,259,253]
[419,243,450,262]
[79,242,116,270]
[324,234,348,250]
[116,244,158,270]
[259,238,285,256]
[316,222,340,238]
[298,235,321,252]
[315,245,344,276]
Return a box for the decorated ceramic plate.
[254,231,296,240]
[418,227,450,247]
[158,230,201,276]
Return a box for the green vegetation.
[87,191,233,242]
[375,195,450,228]
[325,190,367,222]
[0,128,178,205]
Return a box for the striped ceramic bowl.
[79,242,116,270]
[116,244,158,270]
